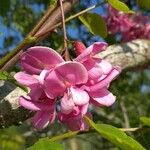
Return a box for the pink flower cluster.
[14,42,121,131]
[105,5,150,42]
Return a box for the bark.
[0,39,150,128]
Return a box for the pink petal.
[21,46,64,74]
[83,59,103,81]
[75,42,107,62]
[61,93,75,114]
[90,88,116,107]
[19,96,54,111]
[38,70,49,84]
[28,87,43,101]
[97,60,112,75]
[80,103,89,115]
[58,112,92,131]
[87,67,121,92]
[14,72,38,87]
[70,87,89,105]
[44,70,66,99]
[32,110,56,129]
[55,62,88,85]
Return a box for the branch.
[98,39,150,70]
[0,39,150,128]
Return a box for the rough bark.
[99,39,150,70]
[0,39,150,128]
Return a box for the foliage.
[79,13,107,38]
[108,0,134,13]
[140,117,150,127]
[27,139,64,150]
[85,117,145,150]
[137,0,150,10]
[0,126,25,150]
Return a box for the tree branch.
[0,39,150,128]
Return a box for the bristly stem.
[59,0,69,61]
[36,1,107,39]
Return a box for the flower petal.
[75,42,107,62]
[55,62,88,85]
[97,60,112,75]
[32,110,56,129]
[61,93,75,114]
[21,46,64,74]
[44,70,66,99]
[14,72,38,87]
[58,111,92,131]
[28,87,43,101]
[87,67,121,92]
[90,88,116,106]
[70,87,89,105]
[19,96,54,111]
[83,59,103,81]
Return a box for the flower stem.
[37,1,107,39]
[59,0,69,61]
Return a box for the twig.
[59,0,69,61]
[29,3,58,36]
[120,101,130,129]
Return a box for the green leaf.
[0,71,13,80]
[137,0,150,10]
[27,138,64,150]
[85,116,145,150]
[108,0,134,13]
[140,116,150,126]
[79,13,107,38]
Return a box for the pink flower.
[44,62,90,114]
[75,42,121,107]
[14,43,121,131]
[104,5,133,35]
[105,5,150,42]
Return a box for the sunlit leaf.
[27,138,64,150]
[0,71,13,80]
[79,13,107,38]
[0,126,25,150]
[85,116,145,150]
[108,0,134,13]
[140,116,150,126]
